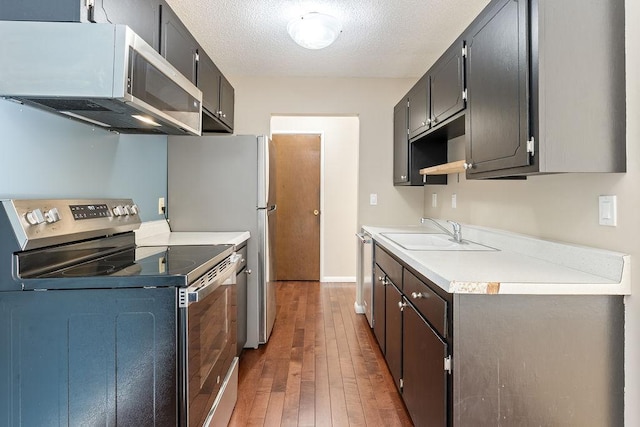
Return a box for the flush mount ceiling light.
[287,12,342,50]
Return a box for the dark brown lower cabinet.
[385,283,403,391]
[373,265,386,354]
[403,302,448,427]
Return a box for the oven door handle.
[182,253,241,306]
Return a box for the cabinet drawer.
[374,245,402,288]
[403,269,447,337]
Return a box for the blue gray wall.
[0,101,167,222]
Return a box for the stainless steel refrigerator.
[167,135,277,348]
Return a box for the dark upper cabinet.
[95,0,160,50]
[198,50,234,133]
[408,75,430,140]
[465,0,530,176]
[198,51,222,117]
[393,97,447,186]
[464,0,625,178]
[393,99,409,185]
[0,0,161,50]
[160,1,234,133]
[430,41,466,127]
[160,1,198,84]
[218,74,235,130]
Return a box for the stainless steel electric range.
[0,198,239,426]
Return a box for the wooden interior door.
[273,134,321,280]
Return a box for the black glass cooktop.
[38,245,233,280]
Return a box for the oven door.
[178,254,240,426]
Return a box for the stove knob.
[130,204,139,215]
[112,205,125,216]
[123,205,131,215]
[44,207,61,223]
[25,209,45,225]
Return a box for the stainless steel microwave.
[0,21,202,135]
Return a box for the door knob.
[313,209,319,216]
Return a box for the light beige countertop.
[364,221,630,295]
[135,220,250,247]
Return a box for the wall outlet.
[158,197,165,215]
[431,193,438,208]
[451,194,457,209]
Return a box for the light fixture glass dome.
[287,12,342,50]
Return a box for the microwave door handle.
[186,254,241,305]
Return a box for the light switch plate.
[451,194,457,209]
[431,193,437,208]
[598,195,617,226]
[369,193,378,206]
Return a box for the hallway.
[229,281,413,426]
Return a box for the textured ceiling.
[166,0,491,79]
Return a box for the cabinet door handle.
[400,175,407,180]
[411,292,427,299]
[244,269,252,275]
[398,301,408,310]
[464,162,473,170]
[421,121,427,126]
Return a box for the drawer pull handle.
[411,292,427,299]
[398,301,408,311]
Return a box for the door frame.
[270,130,326,280]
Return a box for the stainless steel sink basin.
[380,232,496,251]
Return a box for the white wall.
[271,116,359,282]
[231,76,420,229]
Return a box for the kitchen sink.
[380,232,496,251]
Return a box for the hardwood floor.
[229,281,413,427]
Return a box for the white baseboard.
[321,276,356,283]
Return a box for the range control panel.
[2,198,141,250]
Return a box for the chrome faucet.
[420,217,463,243]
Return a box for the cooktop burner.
[38,245,232,280]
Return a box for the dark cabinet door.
[218,74,235,129]
[198,51,222,117]
[393,98,409,185]
[97,0,161,50]
[403,303,448,427]
[408,75,430,140]
[373,264,386,353]
[385,283,403,391]
[160,1,198,84]
[430,41,465,126]
[465,0,530,175]
[198,49,234,133]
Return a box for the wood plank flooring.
[229,281,413,427]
